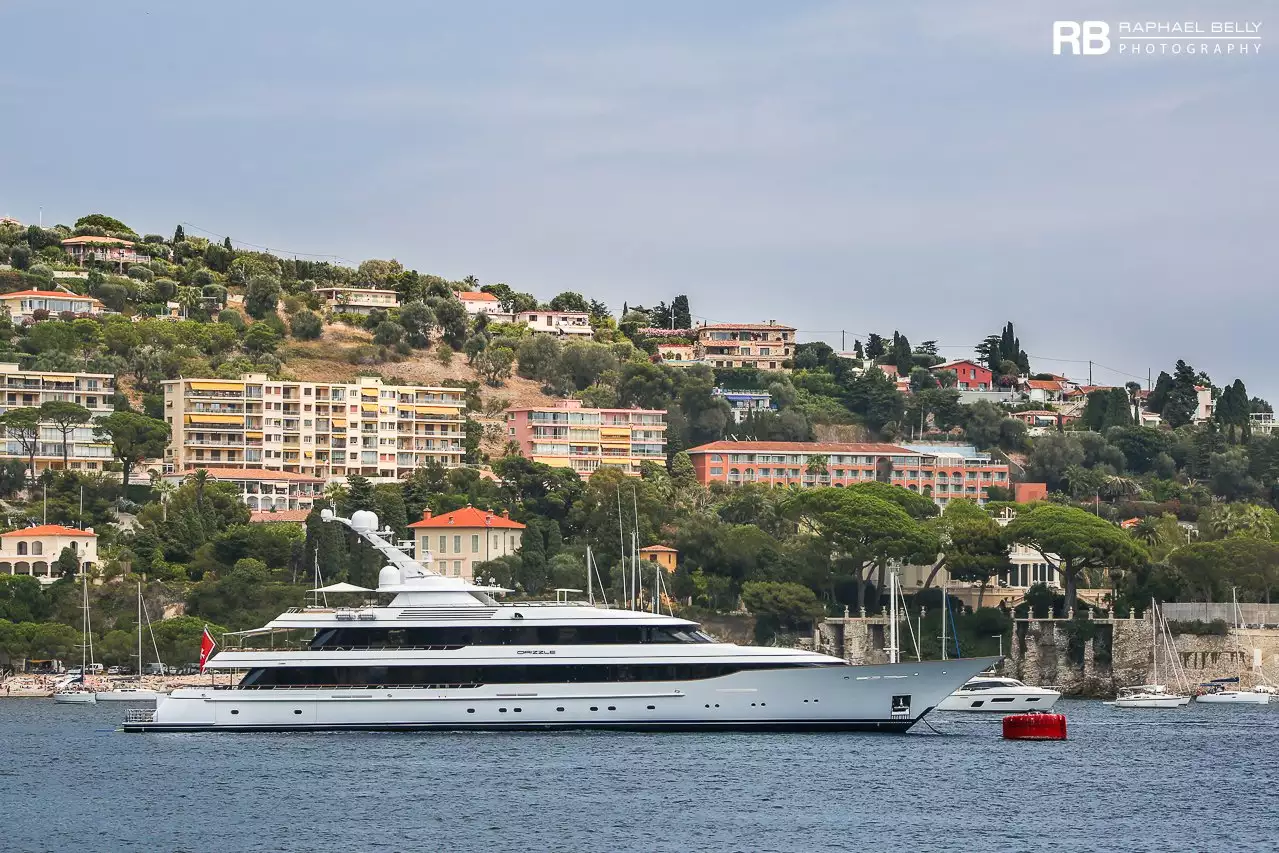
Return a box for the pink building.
[506,399,666,477]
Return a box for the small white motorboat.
[938,675,1062,712]
[1106,685,1191,708]
[53,690,97,705]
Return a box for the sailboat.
[54,573,97,705]
[1195,589,1271,705]
[1108,599,1190,708]
[97,582,166,703]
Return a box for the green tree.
[1162,360,1201,428]
[1081,388,1135,431]
[38,400,92,470]
[94,411,170,489]
[786,488,938,611]
[741,581,823,638]
[516,336,564,384]
[373,321,405,347]
[474,346,515,386]
[671,295,692,329]
[1005,504,1147,606]
[244,274,281,319]
[242,321,280,354]
[0,407,44,487]
[290,309,322,340]
[55,546,80,577]
[399,301,435,348]
[548,292,590,313]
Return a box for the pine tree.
[343,475,376,513]
[865,333,885,360]
[671,295,692,329]
[173,224,185,243]
[223,236,233,251]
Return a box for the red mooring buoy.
[1002,712,1067,740]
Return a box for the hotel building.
[686,440,1009,505]
[162,374,467,482]
[505,399,666,477]
[0,363,115,475]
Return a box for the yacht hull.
[1195,691,1271,705]
[937,689,1061,713]
[123,656,999,733]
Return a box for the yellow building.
[408,506,525,580]
[162,373,467,482]
[0,524,99,585]
[638,544,677,572]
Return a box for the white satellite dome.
[378,564,402,588]
[351,510,379,532]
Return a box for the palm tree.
[461,275,480,290]
[186,468,209,511]
[176,286,202,319]
[149,470,176,521]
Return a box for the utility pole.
[1148,368,1151,392]
[841,330,846,352]
[1089,360,1093,386]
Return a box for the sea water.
[1,699,1275,852]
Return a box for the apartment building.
[514,310,594,337]
[0,363,115,475]
[408,506,525,581]
[505,399,666,477]
[162,373,467,482]
[686,440,1009,505]
[315,286,401,317]
[162,467,325,512]
[696,321,795,371]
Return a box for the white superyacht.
[124,509,997,733]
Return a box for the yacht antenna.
[586,545,594,605]
[137,580,143,677]
[632,489,640,610]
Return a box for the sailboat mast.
[940,581,948,662]
[1151,597,1159,685]
[137,580,143,675]
[586,546,594,606]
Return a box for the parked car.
[176,664,200,675]
[107,666,122,675]
[66,667,83,678]
[86,663,104,675]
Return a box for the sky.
[1,1,1274,396]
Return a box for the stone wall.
[815,611,1279,697]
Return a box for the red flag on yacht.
[199,626,217,674]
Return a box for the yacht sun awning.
[313,582,374,593]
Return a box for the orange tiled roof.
[1,524,96,537]
[60,235,135,246]
[688,440,918,455]
[249,510,310,523]
[1025,379,1063,391]
[408,506,526,529]
[639,544,678,552]
[183,467,324,483]
[935,359,986,371]
[459,291,498,301]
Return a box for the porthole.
[499,708,507,713]
[467,709,475,714]
[514,708,522,713]
[714,703,719,708]
[556,706,565,712]
[590,706,598,711]
[704,704,710,708]
[607,706,616,711]
[760,702,766,707]
[814,699,819,703]
[230,709,239,715]
[646,705,655,710]
[293,709,302,715]
[751,703,757,707]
